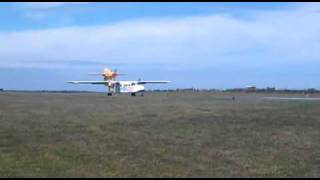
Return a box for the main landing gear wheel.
[107,93,112,96]
[131,93,136,96]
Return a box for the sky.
[0,2,320,91]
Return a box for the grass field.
[0,91,319,177]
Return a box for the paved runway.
[262,97,320,101]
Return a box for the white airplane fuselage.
[111,81,145,93]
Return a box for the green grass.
[0,91,319,177]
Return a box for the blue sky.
[0,2,320,91]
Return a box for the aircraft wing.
[137,81,171,84]
[67,81,111,84]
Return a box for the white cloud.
[15,2,93,10]
[14,2,94,23]
[1,3,320,69]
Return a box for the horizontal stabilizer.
[88,73,104,76]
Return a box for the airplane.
[67,67,170,96]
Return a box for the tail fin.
[88,67,125,80]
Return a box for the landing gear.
[140,92,144,96]
[107,92,112,96]
[131,93,136,96]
